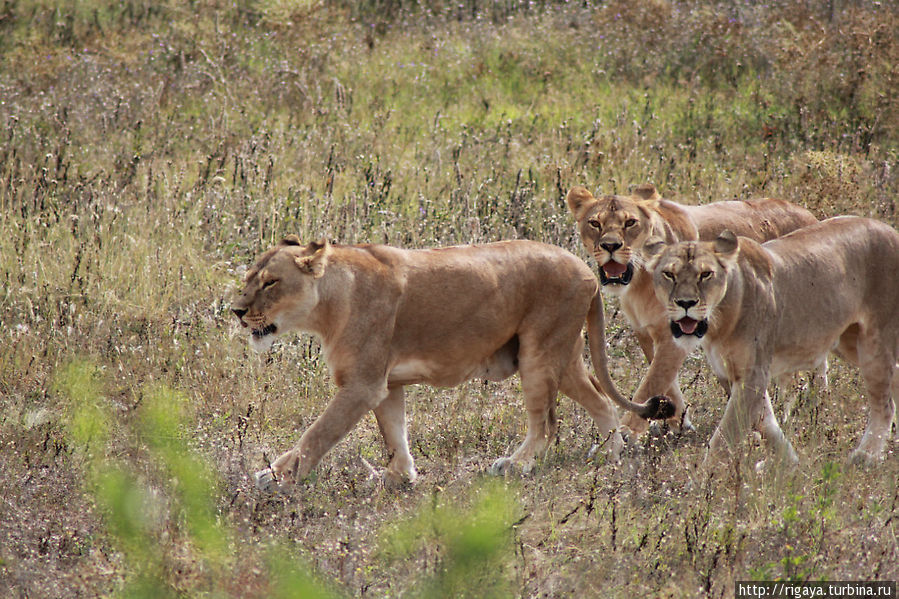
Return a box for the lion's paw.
[621,411,651,436]
[492,456,525,476]
[383,468,417,489]
[489,456,537,476]
[588,431,624,464]
[489,457,513,476]
[254,468,284,494]
[849,448,881,468]
[675,417,697,434]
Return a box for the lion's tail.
[586,287,670,420]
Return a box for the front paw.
[587,430,624,463]
[489,456,535,476]
[489,457,513,476]
[254,467,290,494]
[383,468,417,489]
[622,411,650,435]
[849,447,881,468]
[364,457,418,489]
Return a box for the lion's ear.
[280,234,302,246]
[642,236,667,267]
[566,186,597,220]
[636,201,658,223]
[632,183,660,201]
[305,238,329,254]
[713,230,739,265]
[295,238,330,278]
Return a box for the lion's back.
[684,198,817,242]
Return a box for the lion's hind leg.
[489,345,564,476]
[373,386,417,486]
[560,357,624,463]
[849,331,896,464]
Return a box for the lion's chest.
[704,344,729,381]
[618,271,666,331]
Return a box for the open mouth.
[670,317,708,338]
[252,323,277,339]
[598,261,634,286]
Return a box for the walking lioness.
[644,216,899,465]
[567,184,818,433]
[232,237,666,493]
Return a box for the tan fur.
[646,217,899,465]
[232,238,648,492]
[566,184,818,433]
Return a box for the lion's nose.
[600,241,622,253]
[232,307,248,319]
[675,299,697,310]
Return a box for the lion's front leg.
[705,371,797,467]
[255,383,384,493]
[373,386,417,486]
[622,332,690,435]
[754,390,799,466]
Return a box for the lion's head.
[231,235,330,352]
[566,184,661,294]
[644,230,739,351]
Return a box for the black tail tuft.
[646,395,676,420]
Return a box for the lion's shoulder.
[649,199,701,242]
[735,237,774,279]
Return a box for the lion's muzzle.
[231,307,277,339]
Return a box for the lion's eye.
[262,279,279,289]
[662,271,675,281]
[587,218,601,230]
[699,271,713,281]
[624,218,638,228]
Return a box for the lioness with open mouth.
[232,236,668,493]
[644,217,899,465]
[567,184,819,434]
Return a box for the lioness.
[232,236,665,493]
[566,184,818,433]
[644,217,899,465]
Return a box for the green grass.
[1,1,898,597]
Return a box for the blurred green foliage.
[55,359,521,597]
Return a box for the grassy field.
[1,1,898,597]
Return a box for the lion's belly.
[387,359,479,387]
[770,347,830,380]
[388,340,519,388]
[388,359,435,385]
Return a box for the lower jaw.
[600,279,630,288]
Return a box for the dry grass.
[1,1,897,597]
